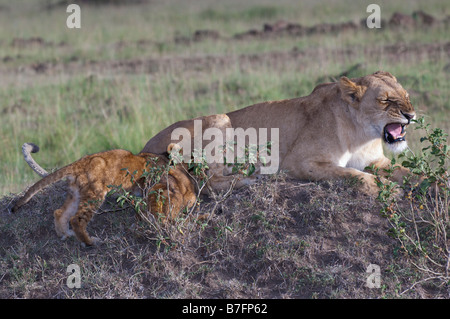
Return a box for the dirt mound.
[412,10,437,26]
[230,11,445,40]
[175,29,221,44]
[12,37,46,48]
[233,20,358,40]
[1,175,447,298]
[389,12,416,28]
[11,37,65,48]
[193,29,221,41]
[389,11,438,28]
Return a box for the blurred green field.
[0,0,449,195]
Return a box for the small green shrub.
[371,117,449,293]
[105,142,271,252]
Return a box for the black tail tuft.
[25,143,40,153]
[7,202,18,214]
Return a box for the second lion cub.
[12,144,197,246]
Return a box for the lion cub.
[12,144,196,246]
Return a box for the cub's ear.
[339,76,367,107]
[167,143,182,155]
[167,143,184,164]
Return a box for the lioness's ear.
[339,76,367,107]
[373,70,397,82]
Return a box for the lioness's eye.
[382,98,395,104]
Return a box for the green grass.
[0,0,448,195]
[1,59,448,194]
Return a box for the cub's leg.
[161,187,184,222]
[147,183,173,222]
[70,187,106,246]
[54,183,79,239]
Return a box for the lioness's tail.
[12,165,75,213]
[22,143,49,177]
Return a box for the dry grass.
[2,174,447,298]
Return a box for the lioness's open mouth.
[384,123,406,144]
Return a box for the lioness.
[13,144,196,246]
[140,71,416,195]
[23,71,415,196]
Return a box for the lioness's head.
[339,71,416,153]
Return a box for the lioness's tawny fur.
[12,145,196,246]
[140,71,416,195]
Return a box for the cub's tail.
[11,164,75,213]
[22,143,49,177]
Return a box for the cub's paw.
[81,236,102,247]
[60,229,75,240]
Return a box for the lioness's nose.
[401,111,415,123]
